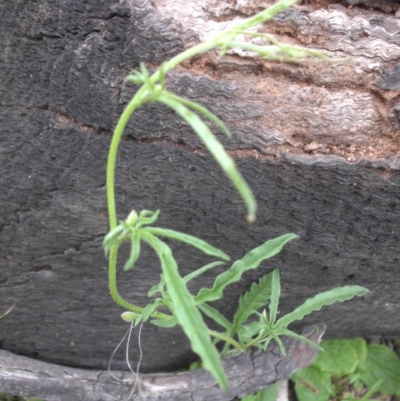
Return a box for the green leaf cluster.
[106,212,368,389]
[102,0,370,393]
[292,338,400,401]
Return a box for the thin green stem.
[106,88,146,229]
[108,245,172,320]
[208,329,243,352]
[242,329,268,350]
[147,0,300,89]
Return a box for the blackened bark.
[0,327,324,401]
[0,0,399,388]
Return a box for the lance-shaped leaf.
[137,299,166,325]
[163,92,231,137]
[144,227,230,261]
[157,93,256,222]
[151,316,178,328]
[268,269,281,325]
[141,231,229,390]
[123,229,141,271]
[276,286,370,328]
[183,261,225,284]
[103,225,124,256]
[198,303,233,332]
[232,272,273,335]
[195,234,298,304]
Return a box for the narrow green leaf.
[276,286,369,328]
[269,269,280,325]
[151,316,178,328]
[123,229,141,271]
[232,272,273,335]
[140,299,165,324]
[163,92,231,137]
[279,328,324,352]
[183,261,225,284]
[158,93,256,222]
[198,303,233,331]
[271,333,286,356]
[195,234,298,304]
[142,231,229,390]
[103,225,124,255]
[144,227,230,261]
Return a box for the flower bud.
[126,210,138,226]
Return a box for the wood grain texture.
[1,0,400,382]
[0,327,324,401]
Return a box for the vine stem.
[208,330,243,353]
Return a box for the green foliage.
[241,383,279,401]
[291,338,400,401]
[103,0,369,392]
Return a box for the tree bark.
[0,326,324,401]
[1,0,400,388]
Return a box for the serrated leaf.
[232,272,273,335]
[269,269,280,325]
[195,234,298,304]
[276,286,369,328]
[198,303,232,331]
[142,231,228,390]
[158,93,256,222]
[183,261,225,284]
[144,227,230,261]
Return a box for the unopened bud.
[126,210,138,226]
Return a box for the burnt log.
[1,0,400,398]
[0,326,324,401]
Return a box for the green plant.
[103,0,368,391]
[291,338,400,401]
[241,384,279,401]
